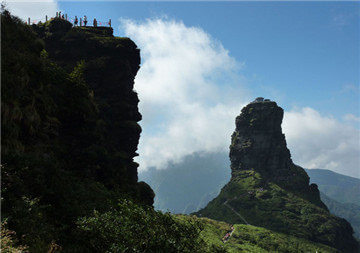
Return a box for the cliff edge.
[2,14,154,250]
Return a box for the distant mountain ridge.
[305,169,360,239]
[139,152,230,214]
[195,100,358,252]
[306,169,360,205]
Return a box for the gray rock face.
[229,101,315,194]
[231,102,288,171]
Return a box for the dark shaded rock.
[1,13,155,250]
[230,101,325,204]
[230,102,289,176]
[32,19,146,192]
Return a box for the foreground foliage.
[0,222,28,253]
[76,200,225,253]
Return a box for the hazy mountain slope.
[306,169,360,205]
[139,152,230,214]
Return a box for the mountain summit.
[196,98,358,252]
[230,98,325,203]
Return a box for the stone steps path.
[223,198,250,225]
[222,226,235,243]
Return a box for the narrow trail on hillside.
[223,199,250,225]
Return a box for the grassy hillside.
[178,215,338,252]
[196,171,358,251]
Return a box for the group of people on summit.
[73,15,97,27]
[56,11,65,20]
[54,11,111,27]
[55,12,97,27]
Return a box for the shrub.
[0,221,28,253]
[76,199,208,252]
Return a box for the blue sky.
[7,1,360,178]
[53,1,359,118]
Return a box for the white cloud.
[283,107,360,178]
[121,18,360,179]
[121,18,250,171]
[5,0,59,22]
[3,3,359,179]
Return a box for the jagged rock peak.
[231,99,288,169]
[229,99,310,191]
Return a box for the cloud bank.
[5,0,59,22]
[3,4,358,178]
[121,18,250,170]
[283,108,360,178]
[122,18,359,178]
[115,18,360,180]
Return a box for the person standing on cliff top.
[93,18,97,27]
[74,16,78,26]
[83,15,87,26]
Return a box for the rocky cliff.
[32,18,144,189]
[230,100,326,206]
[1,13,153,250]
[196,99,358,252]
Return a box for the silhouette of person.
[93,18,97,27]
[83,15,87,26]
[74,16,78,26]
